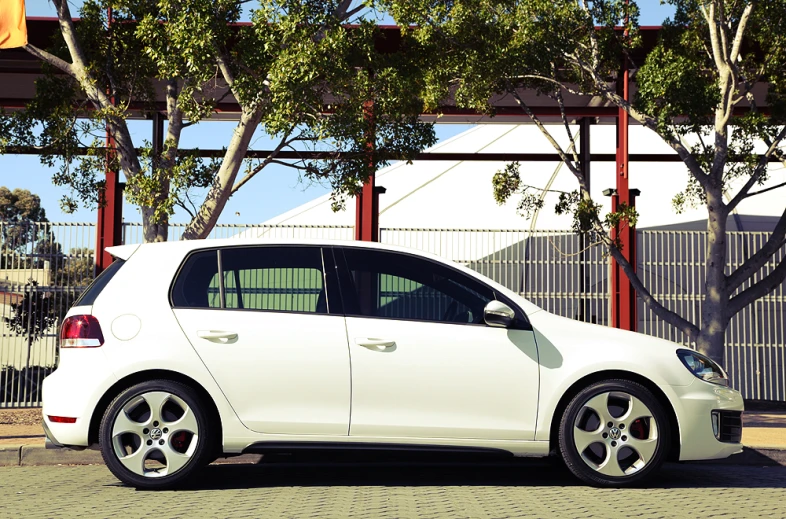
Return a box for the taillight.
[60,315,105,348]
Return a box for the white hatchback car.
[43,239,743,489]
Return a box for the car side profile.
[42,239,743,489]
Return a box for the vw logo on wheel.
[608,427,622,440]
[149,428,163,440]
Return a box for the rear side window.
[171,250,221,308]
[170,246,328,314]
[221,246,326,314]
[74,259,125,306]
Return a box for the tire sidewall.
[558,379,671,487]
[99,379,212,490]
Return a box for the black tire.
[99,379,216,490]
[558,379,671,487]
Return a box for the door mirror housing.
[484,301,515,328]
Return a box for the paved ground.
[0,460,784,518]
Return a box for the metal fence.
[1,221,784,406]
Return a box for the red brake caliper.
[630,418,646,439]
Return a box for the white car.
[43,239,743,489]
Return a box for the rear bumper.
[41,349,118,448]
[42,419,64,449]
[672,380,744,461]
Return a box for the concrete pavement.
[1,461,785,518]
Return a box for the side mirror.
[484,300,515,328]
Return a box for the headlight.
[676,349,729,386]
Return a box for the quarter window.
[171,250,221,308]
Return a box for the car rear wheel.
[558,379,671,487]
[99,379,215,489]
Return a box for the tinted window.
[74,259,125,306]
[221,246,327,314]
[171,250,221,308]
[340,248,494,324]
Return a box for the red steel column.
[355,99,379,241]
[96,130,122,271]
[611,65,636,331]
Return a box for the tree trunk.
[697,191,729,363]
[141,208,169,242]
[180,108,263,240]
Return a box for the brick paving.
[0,460,784,518]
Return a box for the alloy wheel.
[572,390,659,477]
[110,391,200,478]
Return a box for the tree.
[3,0,436,242]
[0,186,48,268]
[384,0,786,362]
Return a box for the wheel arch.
[88,369,223,454]
[547,370,681,462]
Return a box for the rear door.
[171,245,351,436]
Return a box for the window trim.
[335,246,532,330]
[169,244,339,315]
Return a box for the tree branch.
[566,51,711,186]
[744,180,786,198]
[506,85,585,187]
[602,226,700,341]
[727,126,786,210]
[727,250,786,318]
[230,127,297,195]
[726,205,786,292]
[22,44,74,76]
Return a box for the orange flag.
[0,0,28,49]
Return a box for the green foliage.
[635,0,786,209]
[0,187,49,263]
[3,281,59,342]
[3,0,438,236]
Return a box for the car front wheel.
[99,379,215,489]
[558,379,671,487]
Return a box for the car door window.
[171,246,330,314]
[339,248,494,324]
[220,246,328,314]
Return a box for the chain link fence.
[1,221,784,406]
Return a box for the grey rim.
[111,391,200,478]
[572,391,659,477]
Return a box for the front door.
[172,245,351,436]
[336,247,540,441]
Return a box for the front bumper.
[671,379,744,461]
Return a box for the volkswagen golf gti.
[42,238,743,489]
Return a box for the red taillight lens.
[48,416,77,424]
[60,315,104,348]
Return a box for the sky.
[1,1,677,226]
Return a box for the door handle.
[355,338,396,350]
[197,330,238,343]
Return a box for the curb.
[0,444,784,468]
[0,444,262,467]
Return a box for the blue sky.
[2,0,676,225]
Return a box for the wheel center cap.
[149,428,163,440]
[609,427,621,440]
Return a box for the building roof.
[262,124,786,232]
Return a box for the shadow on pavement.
[141,455,786,492]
